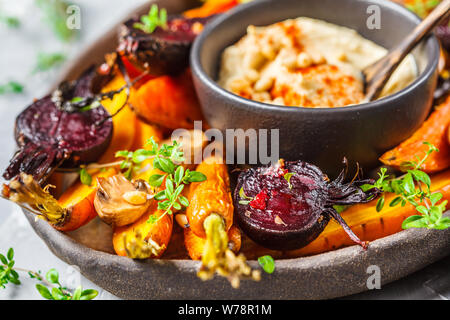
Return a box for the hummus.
[218,17,417,108]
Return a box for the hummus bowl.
[190,0,440,177]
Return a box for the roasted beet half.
[234,160,380,251]
[3,67,113,183]
[118,15,215,76]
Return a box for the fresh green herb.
[257,255,275,274]
[364,142,450,230]
[0,81,24,95]
[238,187,253,205]
[36,0,77,42]
[33,52,66,73]
[79,168,92,186]
[144,138,207,224]
[0,16,20,28]
[133,4,168,34]
[0,248,98,300]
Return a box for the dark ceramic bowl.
[190,0,440,177]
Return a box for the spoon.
[363,0,450,101]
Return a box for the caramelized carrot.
[99,75,137,163]
[184,225,241,260]
[113,200,173,259]
[183,0,240,18]
[380,96,450,173]
[111,165,178,259]
[3,168,116,232]
[129,69,204,130]
[184,156,259,287]
[186,157,233,238]
[290,169,450,257]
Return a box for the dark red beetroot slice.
[118,15,215,76]
[233,160,380,251]
[3,68,113,183]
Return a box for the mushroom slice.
[94,174,151,227]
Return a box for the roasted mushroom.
[94,174,151,227]
[234,159,381,251]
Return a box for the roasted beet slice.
[234,160,380,251]
[3,68,113,183]
[118,15,215,76]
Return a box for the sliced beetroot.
[3,68,113,183]
[118,15,215,76]
[234,160,380,251]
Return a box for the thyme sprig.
[1,248,98,300]
[363,142,450,230]
[133,4,168,34]
[0,81,24,95]
[145,139,207,224]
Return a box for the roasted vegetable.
[183,0,240,18]
[234,159,380,251]
[98,75,137,163]
[3,68,113,183]
[94,174,151,227]
[118,12,214,76]
[113,199,173,259]
[129,69,204,130]
[380,96,450,173]
[186,157,259,288]
[184,225,241,261]
[2,168,116,231]
[292,168,450,257]
[186,157,234,238]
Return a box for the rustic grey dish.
[190,0,440,177]
[20,0,450,300]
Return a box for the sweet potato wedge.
[290,169,450,257]
[380,96,450,173]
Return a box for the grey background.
[0,0,448,300]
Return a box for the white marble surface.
[0,0,449,300]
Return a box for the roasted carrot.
[113,200,173,259]
[3,168,116,232]
[184,225,241,261]
[290,169,450,257]
[183,0,240,18]
[186,158,234,238]
[111,163,178,259]
[185,156,259,287]
[380,96,450,173]
[98,75,137,163]
[129,69,204,130]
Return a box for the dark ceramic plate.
[22,0,450,299]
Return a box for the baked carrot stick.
[184,225,241,261]
[290,168,450,257]
[128,69,204,130]
[113,200,173,259]
[2,168,116,231]
[185,156,260,287]
[380,95,450,173]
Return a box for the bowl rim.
[190,0,440,115]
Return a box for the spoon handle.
[363,0,450,101]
